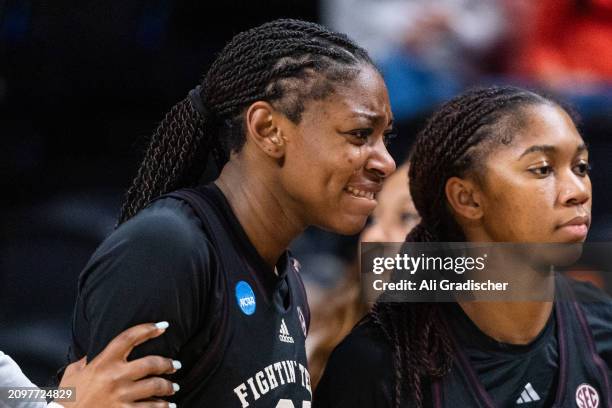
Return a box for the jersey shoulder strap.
[153,187,235,394]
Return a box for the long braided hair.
[370,86,555,407]
[118,19,374,224]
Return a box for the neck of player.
[459,300,553,345]
[215,159,305,270]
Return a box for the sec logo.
[576,383,599,408]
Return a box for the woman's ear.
[245,101,286,159]
[445,176,484,220]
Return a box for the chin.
[530,242,584,267]
[324,215,368,236]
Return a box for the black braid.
[370,86,556,407]
[118,19,374,224]
[119,98,208,225]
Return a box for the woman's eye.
[573,161,591,176]
[400,212,418,224]
[383,130,397,146]
[528,165,553,177]
[349,129,373,139]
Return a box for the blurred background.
[2,0,612,390]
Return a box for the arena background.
[2,0,612,388]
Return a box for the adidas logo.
[279,319,294,343]
[516,382,541,404]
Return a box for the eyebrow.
[519,143,588,159]
[350,111,394,127]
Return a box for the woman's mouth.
[345,185,376,200]
[556,215,590,241]
[559,224,588,238]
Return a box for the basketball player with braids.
[315,86,612,407]
[66,19,395,407]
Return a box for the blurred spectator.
[323,0,508,120]
[323,0,505,63]
[360,163,419,243]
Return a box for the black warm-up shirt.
[315,279,612,407]
[68,184,312,407]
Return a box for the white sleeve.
[0,351,47,408]
[0,351,38,389]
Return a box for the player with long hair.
[315,86,612,407]
[66,19,395,407]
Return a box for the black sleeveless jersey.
[315,276,612,408]
[432,275,611,408]
[69,184,312,407]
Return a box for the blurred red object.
[512,0,612,88]
[566,268,606,289]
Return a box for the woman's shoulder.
[79,196,215,291]
[314,315,395,407]
[568,278,612,313]
[567,278,612,365]
[566,277,612,332]
[334,315,393,360]
[117,197,207,246]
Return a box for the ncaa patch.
[235,281,256,315]
[576,383,599,408]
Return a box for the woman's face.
[279,64,396,234]
[360,163,420,242]
[475,103,591,243]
